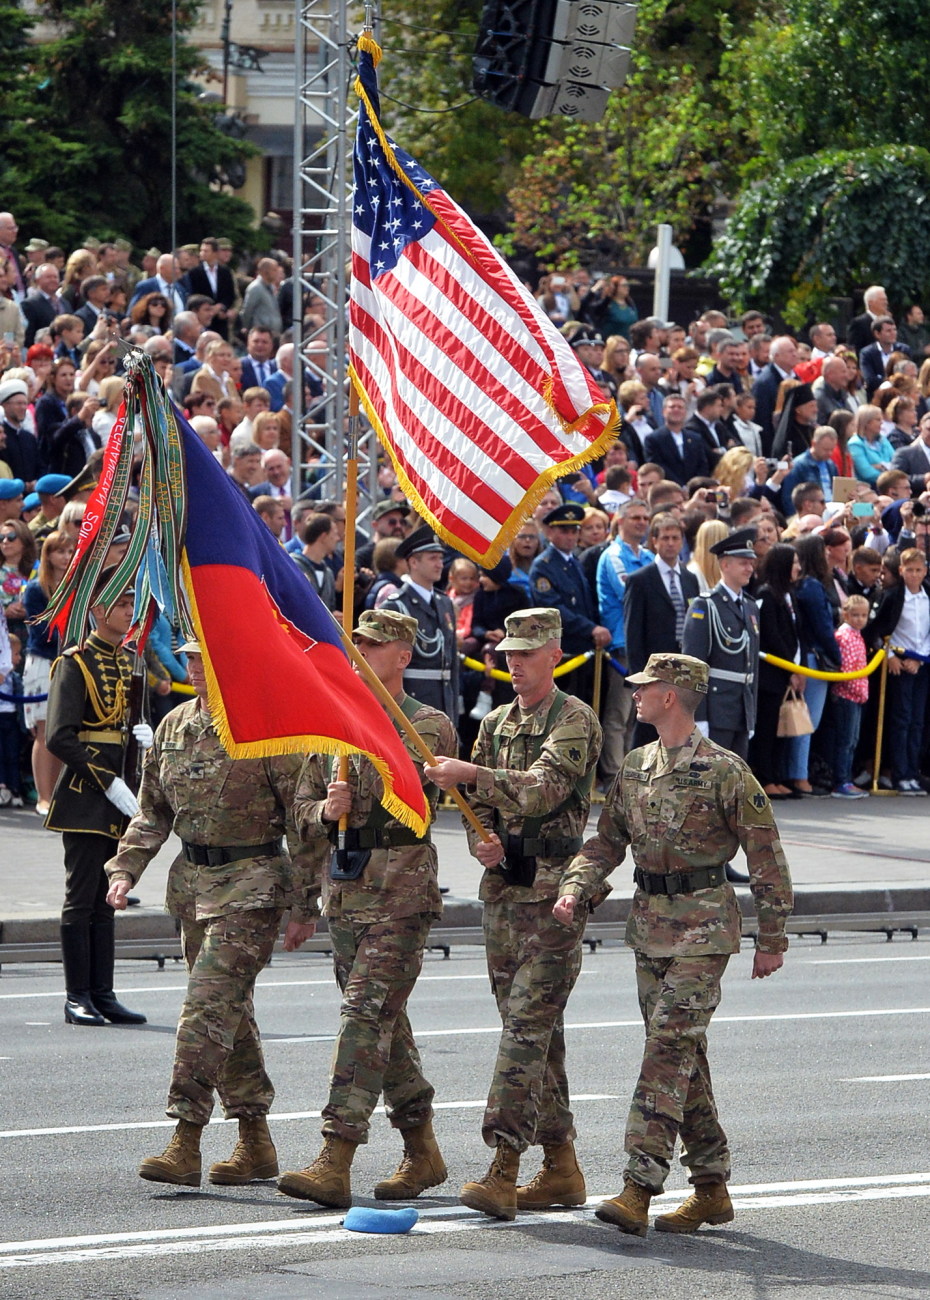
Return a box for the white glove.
[132,723,154,750]
[106,777,140,818]
[694,720,710,738]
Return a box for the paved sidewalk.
[2,796,929,944]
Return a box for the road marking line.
[2,1177,929,1269]
[840,1073,930,1083]
[808,955,930,965]
[0,1095,618,1141]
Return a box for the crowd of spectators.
[1,208,929,808]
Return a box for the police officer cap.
[61,449,104,501]
[371,497,410,522]
[0,378,28,405]
[709,527,757,559]
[626,653,709,694]
[567,326,605,349]
[395,523,444,560]
[0,478,25,501]
[91,566,135,604]
[352,609,418,645]
[178,639,202,654]
[543,501,585,528]
[497,607,562,651]
[36,474,72,497]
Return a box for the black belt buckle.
[664,872,682,896]
[330,843,371,881]
[499,835,537,888]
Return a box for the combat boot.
[208,1116,279,1185]
[277,1134,357,1207]
[595,1178,653,1236]
[460,1142,520,1220]
[138,1120,203,1187]
[373,1120,448,1200]
[654,1179,734,1233]
[515,1141,586,1210]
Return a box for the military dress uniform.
[456,608,601,1218]
[278,608,456,1207]
[560,654,792,1230]
[105,689,317,1186]
[529,505,598,657]
[381,579,459,719]
[45,630,146,1026]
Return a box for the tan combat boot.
[654,1179,734,1233]
[595,1178,653,1236]
[460,1143,521,1220]
[208,1116,279,1185]
[373,1120,448,1200]
[277,1134,357,1207]
[138,1119,203,1187]
[515,1140,586,1210]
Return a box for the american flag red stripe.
[348,37,617,566]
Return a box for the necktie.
[668,568,686,644]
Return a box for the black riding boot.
[61,924,106,1026]
[90,919,147,1024]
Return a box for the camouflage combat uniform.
[560,726,793,1193]
[105,698,317,1126]
[295,695,456,1144]
[465,680,601,1153]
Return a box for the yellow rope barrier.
[759,647,886,682]
[460,650,593,682]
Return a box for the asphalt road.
[2,933,929,1300]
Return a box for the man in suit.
[846,285,889,355]
[239,327,279,392]
[892,412,930,495]
[0,211,26,301]
[685,388,732,462]
[859,316,911,398]
[779,427,839,514]
[751,335,800,454]
[240,259,284,337]
[75,276,112,335]
[128,253,186,316]
[265,343,295,413]
[643,394,713,486]
[380,525,460,724]
[186,239,237,340]
[21,264,64,346]
[623,511,699,745]
[170,311,204,372]
[816,356,855,424]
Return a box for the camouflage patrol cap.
[626,652,709,694]
[497,606,562,651]
[352,609,418,645]
[114,238,133,253]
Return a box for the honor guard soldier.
[105,641,319,1189]
[426,607,602,1221]
[681,528,761,761]
[555,654,792,1238]
[278,609,456,1208]
[45,573,149,1028]
[381,524,459,723]
[529,502,611,664]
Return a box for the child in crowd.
[831,594,870,799]
[881,548,930,795]
[0,629,26,807]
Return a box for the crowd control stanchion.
[870,641,896,797]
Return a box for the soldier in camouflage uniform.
[105,641,318,1189]
[555,653,793,1236]
[278,609,456,1209]
[426,607,602,1221]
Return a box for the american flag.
[348,35,618,566]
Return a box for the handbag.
[777,686,814,738]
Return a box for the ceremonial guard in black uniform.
[45,574,150,1027]
[381,525,460,723]
[681,529,761,761]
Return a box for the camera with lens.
[913,501,926,518]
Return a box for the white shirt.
[402,574,435,604]
[655,556,684,599]
[895,586,930,657]
[202,261,219,295]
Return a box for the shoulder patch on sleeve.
[535,576,552,593]
[752,791,767,810]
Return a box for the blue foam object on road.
[342,1206,419,1234]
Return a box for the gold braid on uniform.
[703,598,751,659]
[72,652,128,727]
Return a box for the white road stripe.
[0,1095,617,1141]
[840,1073,930,1083]
[808,955,930,965]
[2,1175,929,1269]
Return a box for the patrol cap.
[352,609,418,645]
[36,473,71,497]
[0,478,25,501]
[543,501,585,528]
[145,247,162,260]
[709,527,757,559]
[0,378,28,404]
[216,238,233,250]
[83,237,102,252]
[25,238,49,253]
[371,497,410,522]
[113,238,133,253]
[497,607,562,652]
[395,523,444,560]
[178,639,202,654]
[626,652,709,694]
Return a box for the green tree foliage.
[729,0,930,168]
[706,147,930,328]
[2,0,257,249]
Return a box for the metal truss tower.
[290,1,377,515]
